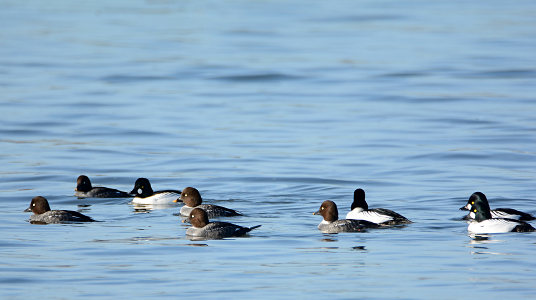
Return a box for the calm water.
[1,0,536,298]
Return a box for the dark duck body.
[314,200,379,233]
[25,196,95,224]
[177,187,241,219]
[185,208,260,240]
[75,175,131,198]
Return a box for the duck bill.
[313,210,321,215]
[459,204,470,211]
[24,207,32,212]
[173,198,182,203]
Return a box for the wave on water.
[210,72,303,82]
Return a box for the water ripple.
[211,73,303,82]
[101,74,177,83]
[464,69,536,79]
[312,14,406,23]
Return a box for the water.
[1,0,536,298]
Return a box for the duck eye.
[184,193,188,197]
[33,203,36,206]
[473,209,477,212]
[321,207,324,210]
[471,201,474,205]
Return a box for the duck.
[75,175,132,198]
[185,208,260,240]
[130,178,181,205]
[345,188,411,225]
[460,192,535,221]
[314,200,379,233]
[175,187,241,218]
[466,192,535,234]
[24,196,95,224]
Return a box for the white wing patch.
[132,192,180,204]
[491,210,520,220]
[468,219,519,234]
[346,209,393,224]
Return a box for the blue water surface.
[1,0,536,299]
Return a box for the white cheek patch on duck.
[138,188,143,195]
[465,203,472,210]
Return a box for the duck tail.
[514,222,535,232]
[248,225,262,231]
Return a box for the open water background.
[1,0,536,298]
